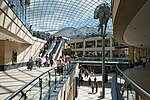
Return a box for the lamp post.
[94,3,110,98]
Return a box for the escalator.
[40,39,64,66]
[51,40,64,61]
[40,40,56,65]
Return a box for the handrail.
[72,57,128,64]
[6,60,76,100]
[54,41,63,60]
[5,67,56,100]
[116,64,150,99]
[74,57,128,60]
[53,40,63,60]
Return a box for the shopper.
[27,57,34,71]
[49,53,53,67]
[94,77,97,84]
[142,57,147,68]
[88,77,91,86]
[95,82,98,93]
[134,57,138,69]
[91,83,95,94]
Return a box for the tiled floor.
[75,85,112,100]
[75,74,115,100]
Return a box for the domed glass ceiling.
[26,0,112,37]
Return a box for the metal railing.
[74,57,128,62]
[6,62,75,100]
[72,57,128,65]
[116,64,150,100]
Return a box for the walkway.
[0,66,56,99]
[124,62,150,94]
[76,86,111,100]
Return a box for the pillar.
[134,47,140,59]
[128,46,134,67]
[110,38,113,58]
[83,40,85,56]
[147,50,150,60]
[95,40,97,55]
[140,49,144,57]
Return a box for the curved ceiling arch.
[124,0,150,49]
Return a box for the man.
[91,83,95,94]
[142,57,147,68]
[88,77,91,86]
[28,57,33,71]
[95,82,98,93]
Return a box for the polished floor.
[124,62,150,94]
[75,74,114,100]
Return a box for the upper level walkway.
[124,62,150,94]
[0,65,56,99]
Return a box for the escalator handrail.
[52,40,63,61]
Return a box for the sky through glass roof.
[27,0,112,35]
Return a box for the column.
[144,49,147,57]
[140,49,144,57]
[128,46,134,67]
[83,40,85,56]
[110,38,112,58]
[95,40,97,55]
[75,42,77,49]
[134,47,140,58]
[147,50,150,60]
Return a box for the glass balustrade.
[6,62,77,100]
[73,57,128,63]
[116,64,149,100]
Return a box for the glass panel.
[41,74,49,99]
[5,0,112,38]
[26,81,41,99]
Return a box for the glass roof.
[55,24,112,38]
[26,0,112,37]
